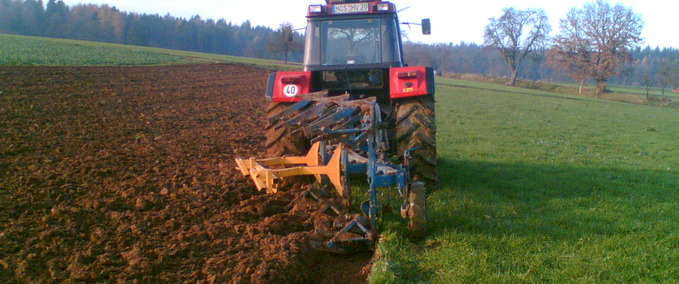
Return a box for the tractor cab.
[303,0,405,71]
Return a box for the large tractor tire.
[395,95,438,187]
[265,102,309,157]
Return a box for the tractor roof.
[310,1,396,17]
[325,0,375,3]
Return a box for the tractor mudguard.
[389,66,436,99]
[266,71,311,102]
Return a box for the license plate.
[332,3,370,14]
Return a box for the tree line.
[0,0,304,61]
[1,0,677,92]
[405,42,678,89]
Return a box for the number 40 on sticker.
[283,85,298,97]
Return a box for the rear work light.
[376,3,390,12]
[281,76,302,84]
[397,71,418,79]
[309,5,324,14]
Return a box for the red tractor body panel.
[267,67,434,102]
[266,71,312,102]
[389,66,435,99]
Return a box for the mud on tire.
[265,102,309,157]
[395,95,438,187]
[407,181,427,239]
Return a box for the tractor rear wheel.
[265,102,309,157]
[395,95,438,187]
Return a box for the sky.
[60,0,679,49]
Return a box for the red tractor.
[266,0,436,185]
[237,0,436,250]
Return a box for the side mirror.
[422,19,431,35]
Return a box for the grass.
[607,85,679,100]
[370,78,678,283]
[448,73,679,109]
[0,33,299,69]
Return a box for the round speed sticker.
[283,85,299,97]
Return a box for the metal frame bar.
[235,142,346,196]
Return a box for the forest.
[1,0,677,89]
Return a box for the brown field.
[0,64,370,283]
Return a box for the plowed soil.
[0,64,371,283]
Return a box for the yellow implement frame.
[235,142,345,196]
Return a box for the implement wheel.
[265,102,309,157]
[407,181,427,239]
[395,95,438,187]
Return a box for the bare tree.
[641,71,655,99]
[267,22,302,64]
[657,59,679,97]
[484,8,551,86]
[546,47,592,94]
[550,0,644,96]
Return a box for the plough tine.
[303,92,349,102]
[268,99,315,124]
[266,91,334,124]
[278,103,333,130]
[325,215,372,253]
[299,90,330,100]
[301,107,359,138]
[331,112,362,131]
[271,94,351,130]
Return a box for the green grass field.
[3,34,677,282]
[0,33,297,69]
[369,79,678,283]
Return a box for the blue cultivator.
[235,93,426,253]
